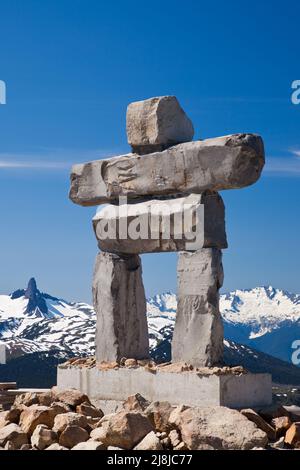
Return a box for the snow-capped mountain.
[148,287,300,365]
[0,278,95,358]
[221,286,300,363]
[1,278,300,386]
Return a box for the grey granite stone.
[172,249,224,367]
[69,134,265,206]
[92,193,227,254]
[93,252,149,362]
[126,95,194,154]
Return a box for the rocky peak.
[25,278,38,300]
[11,278,48,315]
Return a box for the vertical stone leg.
[93,252,149,362]
[172,248,224,367]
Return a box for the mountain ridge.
[1,278,300,387]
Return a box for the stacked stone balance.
[69,95,265,367]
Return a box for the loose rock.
[59,425,89,449]
[53,388,90,408]
[19,405,58,435]
[31,424,57,450]
[285,423,300,447]
[45,443,69,450]
[90,411,153,449]
[271,416,292,438]
[145,401,173,432]
[72,440,106,450]
[0,423,28,449]
[76,402,104,419]
[134,431,163,450]
[241,409,276,440]
[176,406,268,450]
[123,394,150,413]
[53,412,89,433]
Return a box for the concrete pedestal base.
[57,365,272,411]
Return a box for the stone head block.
[126,96,194,153]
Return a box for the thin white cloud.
[0,160,70,169]
[265,151,300,176]
[0,148,124,170]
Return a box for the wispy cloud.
[265,150,300,176]
[0,148,124,171]
[0,160,70,169]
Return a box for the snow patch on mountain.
[1,279,300,365]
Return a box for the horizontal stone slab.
[57,366,272,409]
[126,95,194,154]
[92,193,227,254]
[70,133,265,206]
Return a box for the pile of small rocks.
[61,357,247,376]
[0,387,299,450]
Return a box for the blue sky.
[0,0,299,302]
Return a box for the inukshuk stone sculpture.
[69,96,265,367]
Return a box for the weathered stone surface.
[0,418,9,429]
[14,391,54,408]
[90,411,153,449]
[53,412,89,433]
[270,437,285,449]
[93,252,149,362]
[174,441,187,450]
[0,408,21,428]
[20,443,32,450]
[50,402,71,414]
[172,248,224,367]
[31,424,57,450]
[19,405,58,435]
[145,401,173,432]
[124,358,138,368]
[175,406,268,450]
[123,393,150,413]
[241,409,276,440]
[72,439,106,450]
[76,402,104,419]
[258,404,290,422]
[271,416,292,437]
[4,440,16,450]
[53,388,90,408]
[283,405,300,422]
[169,429,181,448]
[69,134,265,206]
[93,193,227,254]
[169,405,190,428]
[59,425,89,449]
[107,445,124,450]
[126,96,194,154]
[0,423,28,449]
[134,430,163,450]
[45,443,69,450]
[284,422,300,447]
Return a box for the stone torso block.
[93,193,227,254]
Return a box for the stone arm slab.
[69,133,265,206]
